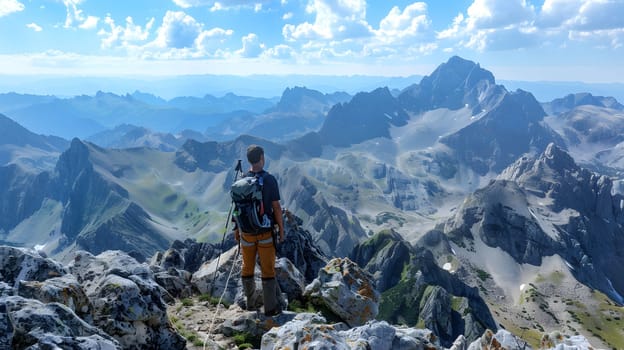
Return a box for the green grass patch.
[233,332,261,349]
[181,298,194,307]
[474,268,491,282]
[288,299,318,313]
[198,294,231,308]
[566,291,624,349]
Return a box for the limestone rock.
[304,257,380,327]
[275,257,305,302]
[261,316,444,350]
[0,246,67,288]
[0,295,120,349]
[277,211,328,283]
[17,274,93,323]
[69,250,185,349]
[191,246,241,303]
[467,329,529,350]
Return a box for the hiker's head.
[247,145,264,166]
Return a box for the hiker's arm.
[272,201,284,243]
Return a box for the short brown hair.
[247,145,264,164]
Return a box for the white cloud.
[154,11,203,49]
[196,27,234,54]
[26,22,42,32]
[283,12,293,20]
[283,0,372,41]
[173,0,271,11]
[465,0,535,30]
[438,0,539,51]
[0,0,24,17]
[99,16,155,49]
[568,0,624,31]
[62,0,101,30]
[262,44,294,59]
[237,33,264,57]
[538,0,583,28]
[98,11,235,59]
[377,2,430,42]
[537,0,624,49]
[79,15,99,30]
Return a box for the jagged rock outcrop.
[17,274,93,323]
[69,250,186,349]
[0,246,67,288]
[261,313,444,350]
[349,229,412,292]
[276,211,328,282]
[0,296,121,349]
[466,329,529,350]
[539,331,594,350]
[149,239,223,300]
[304,257,380,327]
[377,246,497,347]
[191,245,242,302]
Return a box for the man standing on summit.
[233,145,285,316]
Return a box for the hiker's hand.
[234,228,240,242]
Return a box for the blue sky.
[0,0,623,82]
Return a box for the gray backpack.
[230,172,272,234]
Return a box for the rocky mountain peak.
[54,138,94,186]
[544,92,624,114]
[542,142,577,172]
[318,87,408,147]
[399,56,501,113]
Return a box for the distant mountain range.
[1,55,624,348]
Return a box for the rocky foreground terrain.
[1,211,599,349]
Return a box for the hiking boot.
[262,278,282,317]
[242,276,259,311]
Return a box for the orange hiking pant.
[240,231,275,279]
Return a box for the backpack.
[230,172,273,234]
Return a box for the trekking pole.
[209,159,243,297]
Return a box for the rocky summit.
[0,208,602,350]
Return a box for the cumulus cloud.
[465,0,535,30]
[537,0,624,48]
[237,33,265,57]
[262,44,294,59]
[438,0,539,51]
[173,0,271,11]
[99,16,155,49]
[377,2,430,42]
[98,10,235,59]
[26,22,42,32]
[79,16,99,30]
[0,0,24,17]
[154,11,203,49]
[283,0,372,41]
[196,27,234,54]
[283,12,293,20]
[62,0,100,30]
[440,0,624,51]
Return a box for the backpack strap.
[250,171,266,216]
